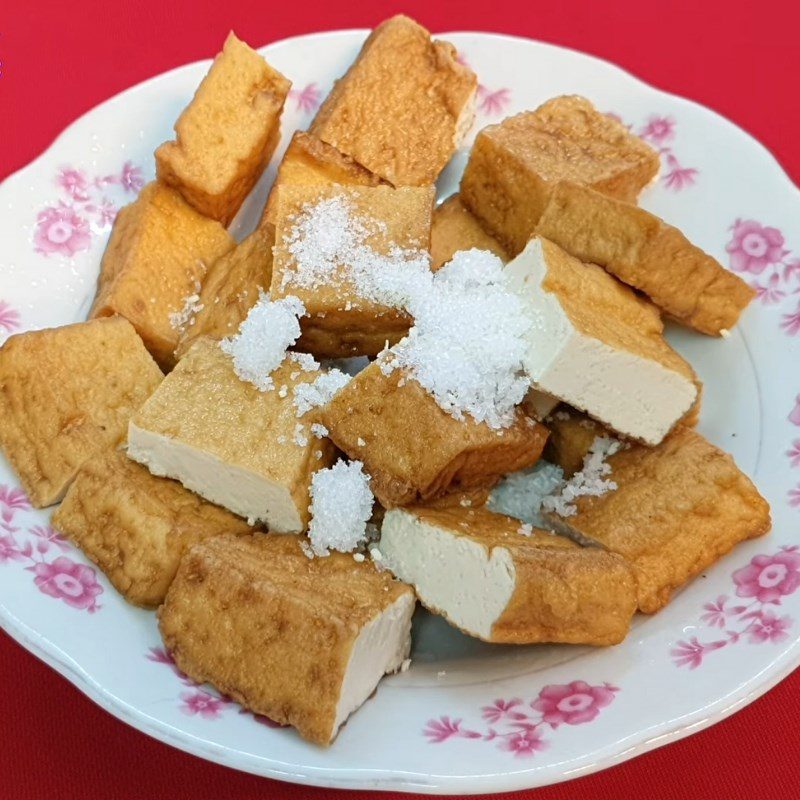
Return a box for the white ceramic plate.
[1,29,799,795]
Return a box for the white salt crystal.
[310,423,329,439]
[357,437,366,447]
[289,351,319,372]
[278,385,288,398]
[518,523,533,537]
[353,552,366,563]
[292,368,351,417]
[293,423,309,447]
[299,540,315,559]
[276,435,287,445]
[169,279,203,332]
[488,461,565,528]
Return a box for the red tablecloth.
[1,1,799,797]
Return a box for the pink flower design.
[789,484,800,508]
[700,595,730,628]
[663,162,699,191]
[0,534,25,564]
[56,167,90,201]
[733,551,800,604]
[423,716,480,743]
[289,83,321,114]
[477,86,511,116]
[787,440,800,468]
[481,698,527,723]
[790,395,800,426]
[28,525,71,553]
[0,301,20,334]
[119,161,144,194]
[532,681,617,726]
[179,690,227,720]
[31,556,103,611]
[34,203,91,257]
[746,610,792,644]
[726,219,787,275]
[783,259,800,282]
[0,485,30,512]
[94,198,118,227]
[670,637,726,669]
[781,304,800,336]
[640,115,675,144]
[499,729,547,758]
[753,272,786,305]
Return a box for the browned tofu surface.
[156,32,291,225]
[90,182,234,369]
[52,449,250,607]
[460,95,660,255]
[0,318,163,507]
[318,361,549,507]
[310,15,477,186]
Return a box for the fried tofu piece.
[310,15,477,186]
[262,131,387,226]
[175,225,273,359]
[381,506,636,644]
[544,425,771,613]
[318,361,549,508]
[90,182,234,369]
[52,449,250,607]
[460,95,659,255]
[430,194,509,269]
[543,408,605,477]
[127,339,337,532]
[159,534,415,745]
[271,184,434,358]
[155,32,291,225]
[535,181,755,335]
[0,318,162,507]
[506,236,697,445]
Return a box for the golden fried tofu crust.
[159,533,413,745]
[546,425,771,613]
[90,182,234,369]
[175,225,273,359]
[318,361,549,507]
[271,184,434,357]
[535,181,755,335]
[310,15,477,186]
[262,131,387,226]
[390,506,637,644]
[0,318,163,507]
[460,95,659,255]
[543,409,605,477]
[52,449,250,607]
[430,194,509,270]
[156,32,291,225]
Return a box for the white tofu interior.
[505,238,696,445]
[334,592,415,734]
[454,88,477,147]
[126,423,302,532]
[380,509,516,640]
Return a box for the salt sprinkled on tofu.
[310,423,329,438]
[518,523,533,537]
[542,437,622,517]
[220,293,306,391]
[292,368,351,417]
[307,459,374,556]
[488,461,565,528]
[293,423,309,447]
[320,356,370,377]
[169,279,203,332]
[288,351,320,372]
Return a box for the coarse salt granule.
[292,368,351,417]
[293,423,309,447]
[169,280,203,332]
[488,461,565,528]
[542,436,622,517]
[307,460,374,557]
[310,423,329,439]
[220,293,306,391]
[289,351,320,372]
[518,523,533,537]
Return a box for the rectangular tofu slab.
[175,225,273,359]
[52,449,250,607]
[90,182,234,369]
[310,15,477,186]
[156,32,290,225]
[505,236,697,445]
[544,424,771,613]
[270,184,434,358]
[0,318,163,507]
[381,506,636,644]
[430,194,509,269]
[317,361,549,507]
[535,181,755,334]
[159,534,415,745]
[262,131,387,226]
[460,95,659,255]
[127,339,336,532]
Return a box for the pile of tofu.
[0,15,771,747]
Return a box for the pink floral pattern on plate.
[670,546,799,668]
[0,487,103,612]
[288,83,321,114]
[34,162,144,259]
[0,301,20,343]
[423,682,618,757]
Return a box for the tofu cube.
[318,361,549,508]
[0,318,162,507]
[262,131,387,226]
[460,95,660,255]
[430,194,509,270]
[156,32,291,225]
[381,505,636,644]
[175,224,273,359]
[544,425,771,613]
[127,339,337,532]
[159,533,415,745]
[535,181,756,335]
[310,15,477,186]
[505,236,698,445]
[90,182,234,369]
[52,449,250,607]
[270,184,434,358]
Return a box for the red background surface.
[1,1,799,797]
